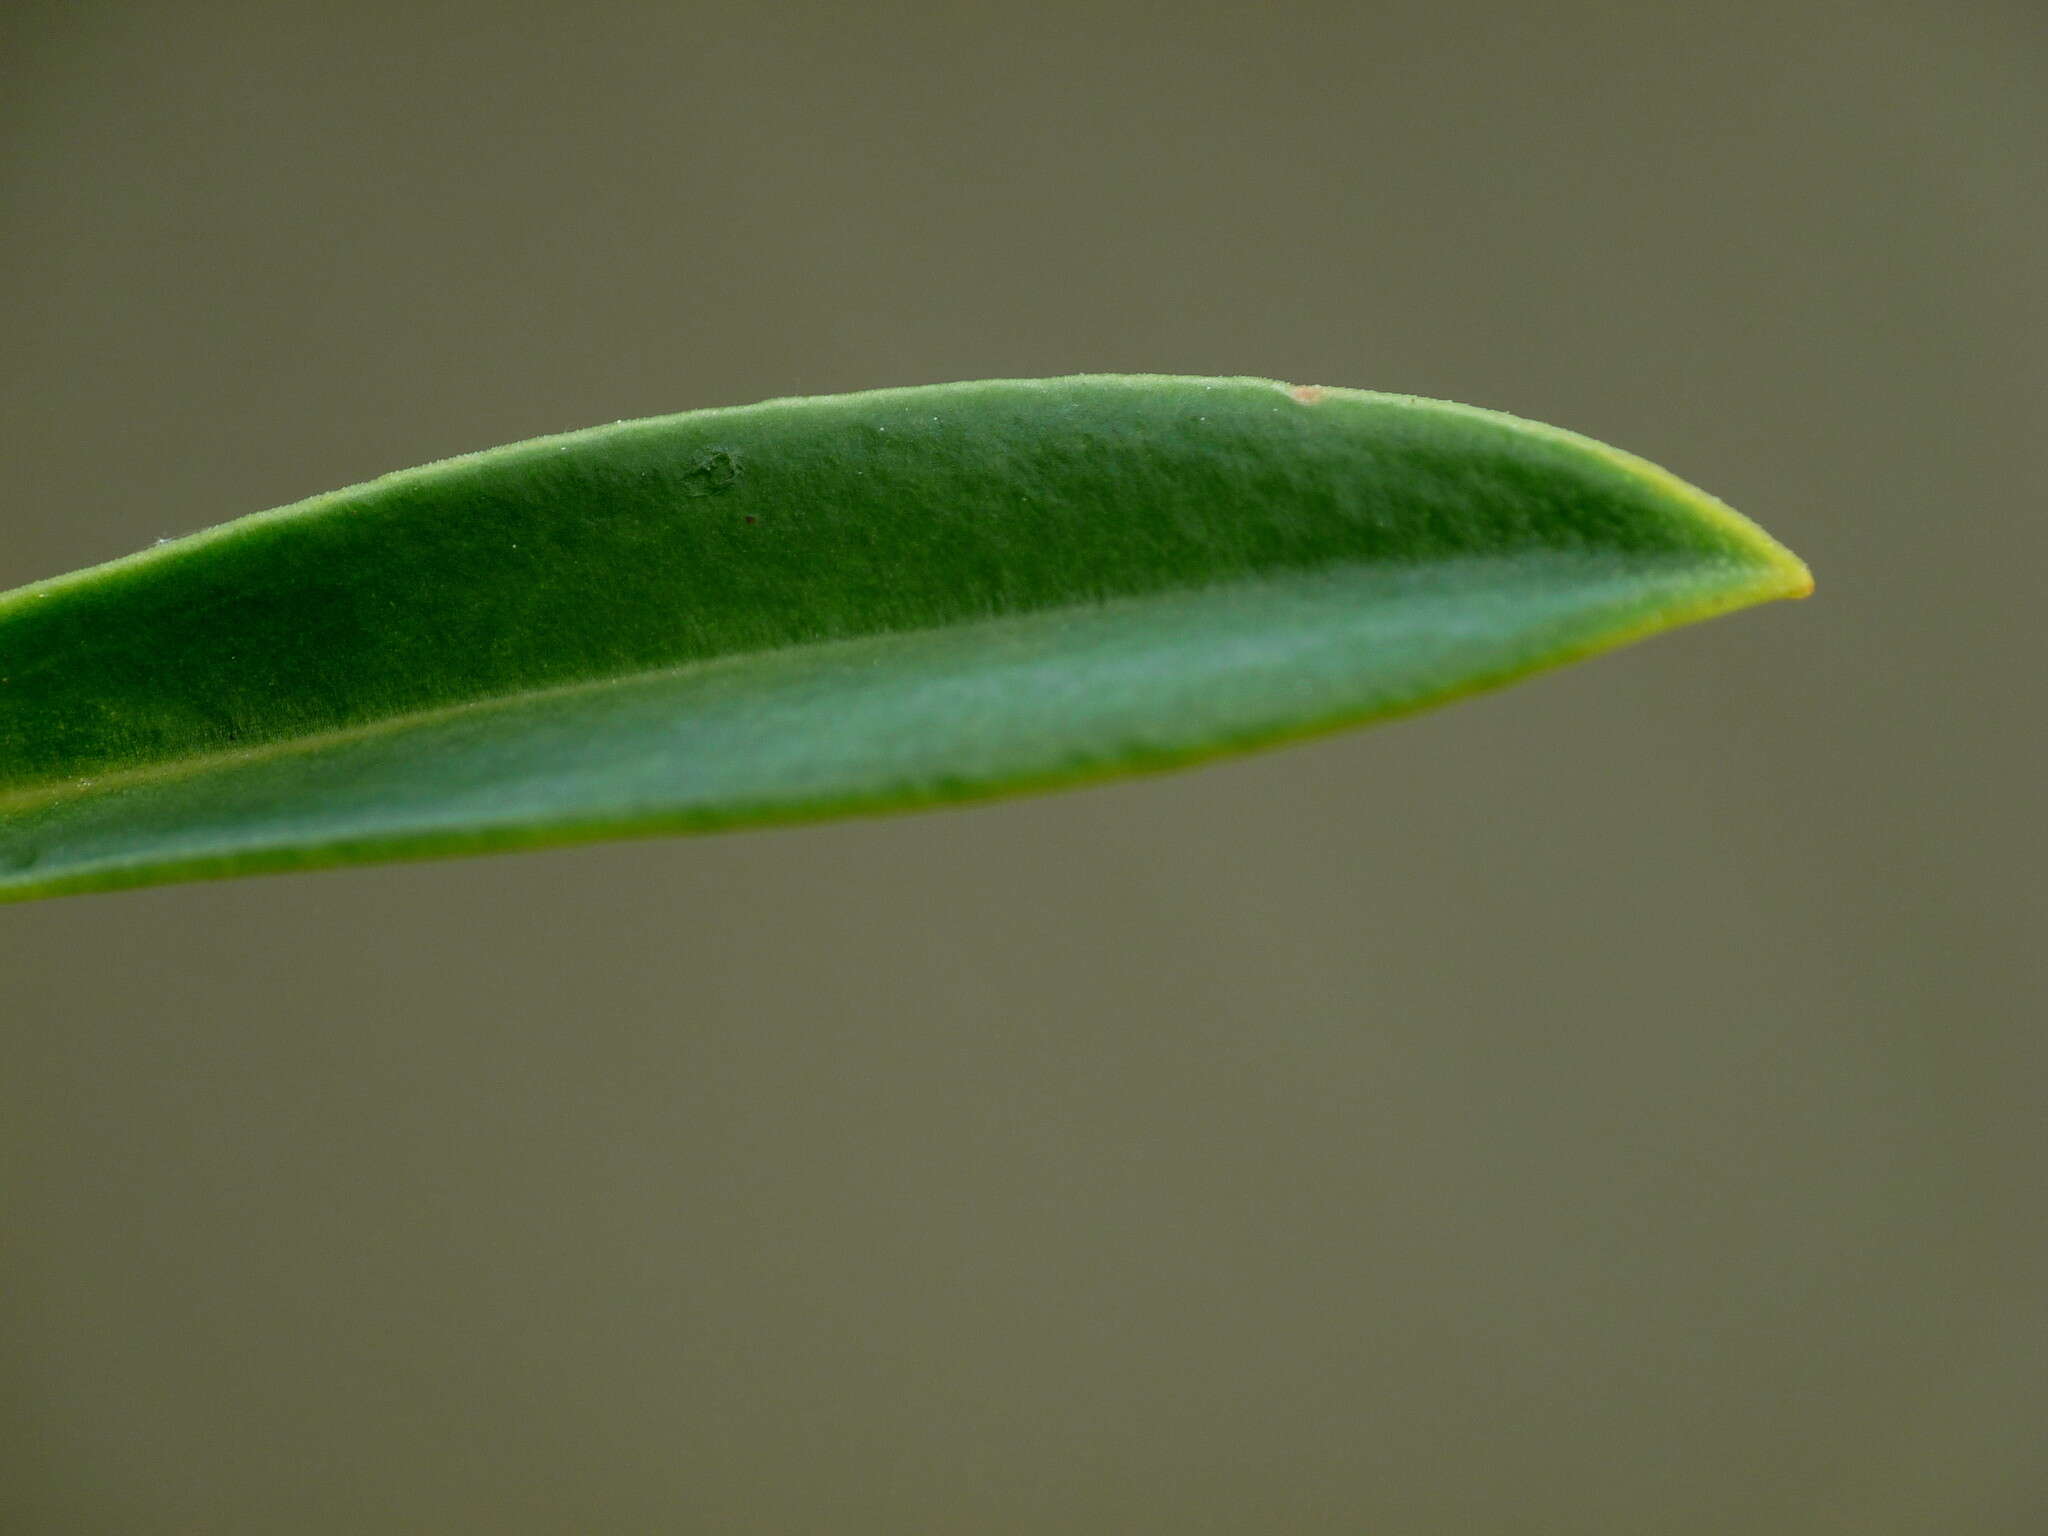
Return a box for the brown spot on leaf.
[1289,384,1326,404]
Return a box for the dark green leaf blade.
[0,375,1810,902]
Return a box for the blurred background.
[3,1,2043,1531]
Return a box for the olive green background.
[2,2,2041,1531]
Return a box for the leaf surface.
[0,375,1810,901]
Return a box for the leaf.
[0,375,1810,903]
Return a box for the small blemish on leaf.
[1289,384,1326,404]
[681,447,742,497]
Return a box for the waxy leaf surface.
[0,376,1810,901]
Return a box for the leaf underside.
[0,375,1810,902]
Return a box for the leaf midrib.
[0,548,1793,821]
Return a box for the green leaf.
[0,375,1809,903]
